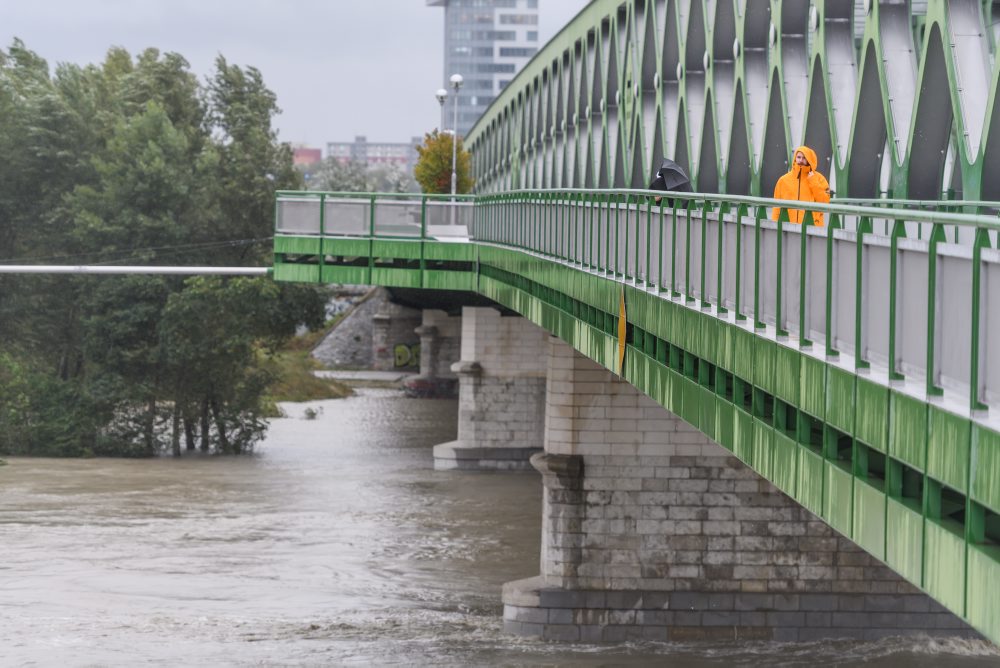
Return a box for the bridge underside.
[385,287,508,316]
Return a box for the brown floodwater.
[1,388,997,666]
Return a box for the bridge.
[272,0,1000,646]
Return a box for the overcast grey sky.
[3,1,590,148]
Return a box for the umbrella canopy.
[649,159,693,193]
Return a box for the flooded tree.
[0,42,324,456]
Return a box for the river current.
[1,388,998,666]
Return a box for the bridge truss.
[466,0,1000,201]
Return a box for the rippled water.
[1,388,998,666]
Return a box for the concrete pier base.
[502,576,970,642]
[432,440,542,471]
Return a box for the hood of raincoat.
[788,145,819,175]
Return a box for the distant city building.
[292,147,322,167]
[428,0,540,136]
[326,136,423,174]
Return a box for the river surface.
[1,388,998,666]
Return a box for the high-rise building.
[428,0,540,136]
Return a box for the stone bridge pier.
[432,307,549,470]
[403,309,461,398]
[501,338,976,642]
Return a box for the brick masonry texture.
[405,309,461,398]
[502,584,971,642]
[455,307,548,449]
[501,338,979,642]
[433,308,550,470]
[417,309,461,380]
[371,294,421,371]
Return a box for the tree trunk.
[183,411,196,451]
[210,397,231,454]
[200,398,211,452]
[171,404,181,457]
[144,397,156,455]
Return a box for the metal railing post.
[318,193,326,283]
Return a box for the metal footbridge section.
[272,189,1000,643]
[466,0,1000,202]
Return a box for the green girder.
[465,0,1000,201]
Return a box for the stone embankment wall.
[311,287,380,369]
[312,288,422,371]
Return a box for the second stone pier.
[433,307,549,471]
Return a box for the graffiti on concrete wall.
[393,343,421,368]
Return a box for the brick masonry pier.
[403,308,461,398]
[501,337,980,642]
[432,307,549,470]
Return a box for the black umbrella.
[648,159,693,205]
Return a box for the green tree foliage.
[310,158,370,193]
[414,130,473,194]
[0,42,325,457]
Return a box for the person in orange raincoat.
[771,145,831,225]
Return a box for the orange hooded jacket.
[771,145,830,225]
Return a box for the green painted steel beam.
[465,0,1000,203]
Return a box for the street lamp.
[449,73,463,198]
[435,88,448,133]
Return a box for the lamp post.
[449,74,463,198]
[448,74,463,227]
[435,88,448,133]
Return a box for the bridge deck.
[273,189,1000,645]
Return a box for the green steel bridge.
[271,0,1000,645]
[271,188,1000,643]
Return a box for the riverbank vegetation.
[263,314,353,413]
[262,351,351,414]
[0,41,327,457]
